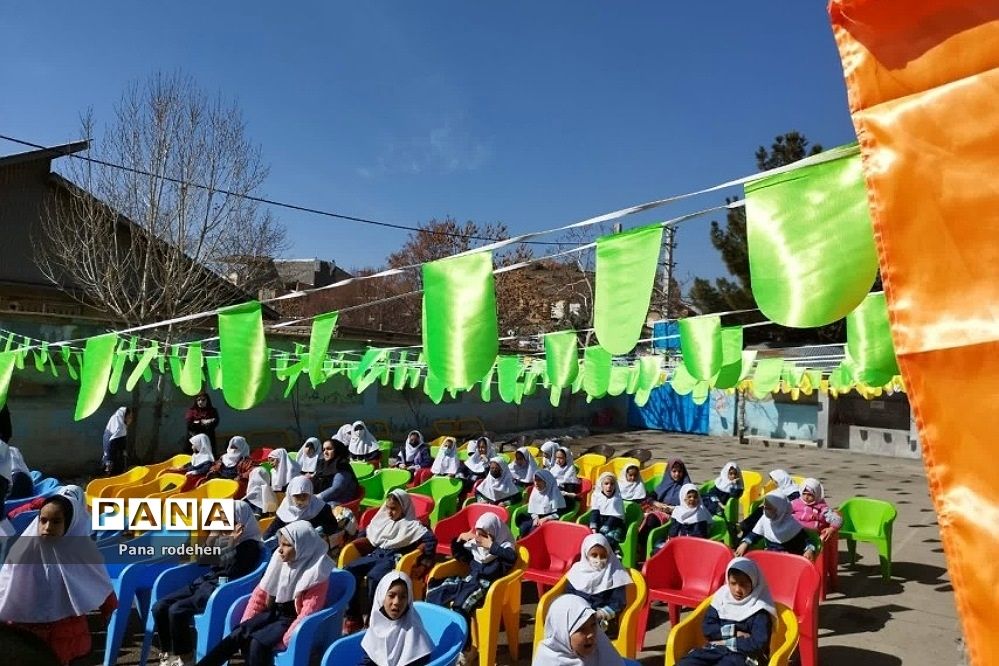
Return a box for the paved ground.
[84,430,961,666]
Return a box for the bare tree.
[35,71,287,460]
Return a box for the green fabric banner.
[544,331,579,388]
[498,356,523,404]
[308,311,338,388]
[607,365,630,396]
[636,356,662,392]
[680,316,722,380]
[745,143,878,328]
[582,346,612,398]
[422,252,498,390]
[179,343,204,396]
[218,301,272,410]
[107,339,128,395]
[847,291,900,386]
[205,355,222,391]
[481,363,496,402]
[0,351,15,410]
[749,358,784,399]
[393,352,411,391]
[423,369,446,404]
[711,327,744,389]
[830,360,855,392]
[74,333,117,420]
[594,223,665,355]
[670,364,698,396]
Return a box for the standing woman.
[101,406,132,476]
[185,392,220,456]
[349,421,382,465]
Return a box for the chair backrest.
[114,472,186,499]
[435,504,508,545]
[525,521,589,572]
[349,461,375,480]
[409,494,435,522]
[644,536,731,592]
[575,453,607,481]
[596,457,641,480]
[376,468,412,492]
[839,497,897,535]
[249,448,274,462]
[85,466,151,500]
[745,550,820,621]
[413,476,463,501]
[325,568,355,606]
[641,462,668,483]
[413,602,468,658]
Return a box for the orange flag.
[829,2,999,664]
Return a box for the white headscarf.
[590,472,624,518]
[670,483,713,525]
[276,475,327,523]
[188,434,215,469]
[350,420,380,456]
[566,534,632,594]
[0,485,113,622]
[510,446,538,484]
[297,437,320,474]
[540,441,559,469]
[268,448,300,490]
[710,557,777,622]
[105,406,128,440]
[477,457,520,502]
[533,594,624,666]
[769,469,798,499]
[715,461,743,494]
[801,477,824,501]
[8,446,29,476]
[617,465,646,501]
[551,446,579,486]
[244,467,278,514]
[463,512,515,564]
[403,430,425,465]
[336,423,354,444]
[431,438,461,475]
[528,469,566,516]
[259,520,334,603]
[464,440,490,474]
[361,572,434,666]
[752,493,804,544]
[366,489,429,550]
[232,500,264,544]
[222,436,250,467]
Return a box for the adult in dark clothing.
[102,406,132,476]
[262,476,340,540]
[6,447,33,499]
[313,439,360,505]
[185,392,220,456]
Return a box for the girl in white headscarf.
[510,446,539,487]
[203,435,255,495]
[266,448,300,493]
[345,490,437,629]
[426,512,517,662]
[265,475,339,540]
[791,477,843,543]
[0,485,116,665]
[617,464,646,502]
[474,457,521,506]
[200,520,333,666]
[588,472,626,551]
[677,557,776,666]
[394,430,431,472]
[101,405,131,475]
[360,572,434,666]
[167,433,216,491]
[458,437,493,483]
[737,469,799,538]
[533,594,624,666]
[666,483,713,542]
[517,469,566,537]
[703,462,744,517]
[540,440,559,469]
[430,437,461,477]
[349,420,381,463]
[565,534,632,635]
[297,437,320,474]
[244,466,278,516]
[735,492,817,562]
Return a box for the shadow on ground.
[819,645,903,666]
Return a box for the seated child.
[509,446,538,488]
[360,572,434,666]
[168,434,216,491]
[551,446,582,508]
[296,437,320,475]
[702,462,743,517]
[349,421,382,464]
[264,475,340,541]
[668,483,712,540]
[153,501,263,665]
[791,478,842,542]
[738,469,798,537]
[426,513,517,663]
[533,594,624,666]
[735,493,817,561]
[196,521,332,666]
[244,467,278,517]
[677,557,775,666]
[393,431,432,473]
[517,469,565,537]
[266,448,300,494]
[430,437,461,478]
[617,464,647,503]
[474,457,522,507]
[202,436,255,495]
[639,458,694,542]
[457,439,493,486]
[539,440,559,470]
[589,472,626,552]
[565,534,632,637]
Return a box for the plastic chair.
[320,602,467,666]
[746,550,820,666]
[427,546,527,666]
[143,454,192,478]
[249,447,274,462]
[637,536,732,650]
[574,501,645,568]
[641,462,668,485]
[645,514,731,560]
[838,497,897,581]
[113,473,186,499]
[358,469,412,509]
[358,494,434,529]
[411,476,464,526]
[575,453,607,484]
[518,520,590,596]
[224,569,355,666]
[664,595,799,666]
[407,467,434,487]
[85,467,151,503]
[534,568,647,658]
[740,469,766,520]
[594,457,642,483]
[3,477,61,514]
[378,440,393,467]
[433,504,509,557]
[620,448,653,466]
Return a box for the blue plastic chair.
[103,556,185,666]
[10,510,38,535]
[29,470,42,483]
[99,530,189,584]
[321,602,467,666]
[223,569,355,666]
[3,477,60,513]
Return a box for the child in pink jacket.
[791,478,842,542]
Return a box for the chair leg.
[503,603,520,661]
[878,538,892,581]
[846,537,857,565]
[636,601,650,651]
[478,608,500,666]
[827,533,839,592]
[668,602,680,626]
[536,582,547,598]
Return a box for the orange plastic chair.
[517,520,590,597]
[637,536,732,650]
[534,568,648,658]
[746,550,821,666]
[433,505,509,558]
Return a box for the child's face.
[408,433,419,445]
[477,441,488,455]
[802,489,816,505]
[38,502,68,538]
[570,614,598,657]
[386,497,404,521]
[534,476,547,492]
[277,534,296,562]
[670,465,684,481]
[728,467,740,481]
[684,490,699,508]
[601,477,616,495]
[267,455,278,466]
[727,570,754,601]
[625,467,639,482]
[587,545,608,570]
[475,527,490,540]
[292,493,310,509]
[555,451,567,466]
[515,451,526,465]
[383,581,409,620]
[228,444,240,457]
[489,462,502,478]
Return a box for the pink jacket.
[791,498,842,531]
[241,579,329,648]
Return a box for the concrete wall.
[708,391,819,441]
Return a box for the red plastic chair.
[576,478,594,511]
[433,504,509,557]
[249,448,274,462]
[338,489,365,518]
[819,531,839,599]
[637,536,731,651]
[747,550,821,666]
[517,521,590,597]
[358,494,436,530]
[409,468,434,487]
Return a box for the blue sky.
[0,2,856,291]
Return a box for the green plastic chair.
[575,502,645,568]
[378,440,393,467]
[349,461,376,480]
[358,469,412,510]
[289,451,298,461]
[643,474,663,495]
[838,497,897,580]
[645,515,731,560]
[698,481,740,528]
[410,477,463,526]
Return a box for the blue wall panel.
[629,384,709,434]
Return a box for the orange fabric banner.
[829,2,999,664]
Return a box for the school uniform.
[178,434,216,491]
[665,485,713,547]
[457,440,494,487]
[738,470,799,536]
[430,439,461,478]
[517,469,566,537]
[740,493,816,557]
[349,421,382,463]
[244,467,278,517]
[267,448,301,494]
[703,462,744,517]
[790,478,843,532]
[550,447,582,510]
[264,476,340,539]
[533,594,624,666]
[589,473,626,550]
[102,407,129,475]
[564,534,631,633]
[203,436,254,496]
[639,459,694,544]
[394,431,432,471]
[360,573,434,666]
[474,458,522,507]
[509,446,539,488]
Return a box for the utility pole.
[661,226,677,319]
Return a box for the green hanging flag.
[0,351,16,410]
[680,316,722,381]
[218,301,272,410]
[480,362,496,402]
[711,327,744,389]
[847,292,900,386]
[749,358,784,399]
[544,331,579,388]
[830,360,855,392]
[691,380,711,405]
[393,352,411,391]
[169,346,184,388]
[607,365,630,396]
[523,360,542,397]
[582,346,612,399]
[497,356,523,404]
[670,364,698,396]
[179,343,204,396]
[205,355,223,391]
[107,339,128,395]
[423,368,446,404]
[636,356,662,393]
[571,362,585,394]
[308,311,338,388]
[74,333,117,420]
[422,252,498,390]
[594,223,665,355]
[745,143,878,328]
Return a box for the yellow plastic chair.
[85,466,151,504]
[575,454,607,484]
[524,445,541,458]
[595,457,642,482]
[740,470,766,520]
[258,516,275,533]
[113,473,186,499]
[143,454,192,478]
[641,462,668,484]
[534,568,647,658]
[338,540,429,599]
[665,595,798,666]
[427,546,528,666]
[792,475,807,488]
